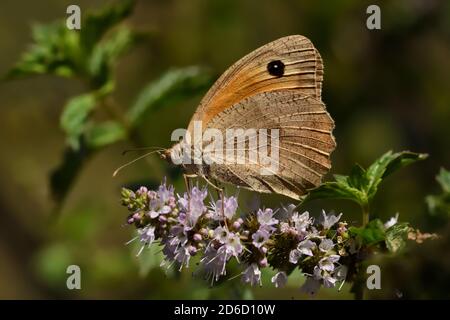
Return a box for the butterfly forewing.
[181,35,334,200]
[187,35,324,135]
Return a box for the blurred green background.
[0,0,449,299]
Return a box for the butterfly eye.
[267,60,285,77]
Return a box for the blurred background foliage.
[0,0,449,299]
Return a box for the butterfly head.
[161,142,185,166]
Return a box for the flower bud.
[137,186,148,195]
[188,245,197,255]
[193,233,202,242]
[259,257,268,267]
[204,212,213,219]
[132,213,141,221]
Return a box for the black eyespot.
[267,60,285,77]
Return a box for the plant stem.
[361,202,370,226]
[354,283,365,300]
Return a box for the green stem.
[361,202,370,226]
[354,283,365,300]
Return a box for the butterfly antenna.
[122,146,165,156]
[113,149,164,177]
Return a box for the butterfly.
[164,35,336,200]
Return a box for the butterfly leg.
[183,173,197,192]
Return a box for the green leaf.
[426,168,450,218]
[349,219,386,246]
[88,26,146,87]
[34,243,73,286]
[127,66,213,126]
[6,22,82,79]
[80,0,135,54]
[366,151,428,200]
[304,151,427,209]
[385,222,410,253]
[85,121,127,149]
[427,194,450,216]
[333,174,348,184]
[436,168,450,194]
[303,180,366,206]
[348,164,369,191]
[60,93,98,149]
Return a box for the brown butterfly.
[162,35,336,200]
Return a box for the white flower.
[320,210,342,229]
[138,225,155,245]
[297,239,316,256]
[201,246,229,284]
[289,249,302,264]
[271,271,288,288]
[133,225,156,256]
[318,255,340,272]
[173,246,191,271]
[210,196,238,220]
[242,263,262,286]
[252,228,270,248]
[333,265,348,282]
[257,208,278,226]
[314,266,338,288]
[214,226,230,243]
[290,239,317,264]
[224,232,243,257]
[212,226,242,255]
[301,276,321,296]
[292,211,312,234]
[384,213,399,229]
[277,203,297,221]
[319,238,334,253]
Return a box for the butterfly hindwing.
[204,90,335,200]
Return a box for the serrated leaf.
[85,121,127,149]
[333,174,348,184]
[303,181,366,205]
[304,151,427,208]
[80,0,135,54]
[385,222,410,253]
[88,26,146,87]
[6,22,81,79]
[348,164,369,191]
[60,93,98,149]
[366,151,428,200]
[349,219,385,245]
[127,66,213,126]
